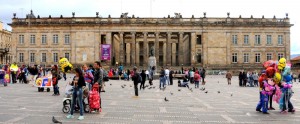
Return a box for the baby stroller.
[62,84,90,113]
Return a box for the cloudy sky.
[0,0,299,54]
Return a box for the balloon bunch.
[256,58,295,114]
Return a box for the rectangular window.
[196,35,202,45]
[244,35,249,44]
[53,34,58,44]
[30,35,35,44]
[41,35,47,44]
[232,35,237,45]
[278,35,283,45]
[65,53,70,60]
[278,53,284,60]
[30,53,35,63]
[255,53,261,63]
[255,35,261,45]
[53,53,58,62]
[19,53,24,62]
[243,53,249,63]
[267,35,272,45]
[232,53,237,63]
[19,35,24,44]
[41,53,47,62]
[64,34,70,44]
[267,53,272,61]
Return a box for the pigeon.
[218,91,220,93]
[170,92,173,95]
[124,84,126,86]
[190,88,193,92]
[153,86,156,89]
[178,89,181,91]
[148,87,152,89]
[110,84,112,86]
[231,93,233,97]
[164,97,169,102]
[52,116,62,124]
[205,91,208,93]
[130,85,132,87]
[121,86,124,88]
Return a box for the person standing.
[201,68,206,83]
[298,73,300,82]
[238,72,243,87]
[253,72,259,87]
[226,71,232,85]
[159,67,166,90]
[165,67,170,85]
[189,70,195,84]
[51,65,60,96]
[66,68,85,120]
[9,62,18,84]
[140,70,146,90]
[82,64,94,91]
[93,61,103,111]
[169,68,174,85]
[132,66,140,97]
[194,72,201,88]
[242,72,247,87]
[249,72,254,87]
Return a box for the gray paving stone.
[0,74,299,123]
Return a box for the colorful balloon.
[59,58,73,73]
[277,58,286,70]
[266,67,275,78]
[263,60,276,69]
[273,72,281,84]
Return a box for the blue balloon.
[283,75,292,82]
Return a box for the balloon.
[266,67,275,78]
[283,75,292,82]
[282,65,291,76]
[263,60,276,69]
[278,58,286,70]
[273,72,281,84]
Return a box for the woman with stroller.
[66,68,86,120]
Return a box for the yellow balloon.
[273,72,281,84]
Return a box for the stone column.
[119,32,124,65]
[178,32,184,65]
[143,32,148,67]
[126,43,131,65]
[163,42,167,66]
[155,32,159,65]
[172,43,177,66]
[167,32,172,66]
[136,41,140,66]
[131,32,136,66]
[106,32,112,65]
[191,32,196,66]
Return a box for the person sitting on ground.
[179,76,190,88]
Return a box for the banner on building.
[101,44,111,60]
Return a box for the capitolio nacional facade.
[9,11,292,69]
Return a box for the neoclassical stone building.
[9,11,292,69]
[0,21,13,64]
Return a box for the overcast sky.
[0,0,299,54]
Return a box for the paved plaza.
[0,74,300,124]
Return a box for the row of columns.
[116,32,193,66]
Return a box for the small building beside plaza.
[0,21,13,64]
[8,11,293,69]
